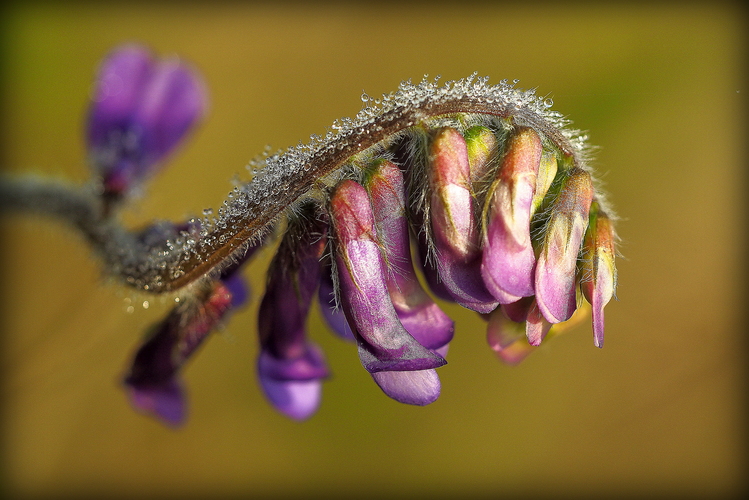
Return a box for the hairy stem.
[1,78,589,295]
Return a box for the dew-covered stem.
[1,75,594,296]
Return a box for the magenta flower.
[87,45,206,203]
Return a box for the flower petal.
[370,369,441,406]
[367,160,454,351]
[481,127,541,300]
[486,306,533,366]
[330,180,446,373]
[318,263,356,341]
[257,206,330,417]
[127,378,186,427]
[87,44,206,198]
[535,168,593,323]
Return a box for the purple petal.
[222,271,250,308]
[257,343,329,382]
[481,128,542,300]
[87,45,206,197]
[371,369,441,406]
[87,45,153,148]
[256,208,329,418]
[330,180,446,373]
[257,345,327,421]
[535,169,593,323]
[433,251,499,314]
[367,160,454,350]
[127,378,186,427]
[258,210,326,359]
[525,301,552,346]
[501,297,533,323]
[131,58,207,168]
[258,374,322,421]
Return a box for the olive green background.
[1,2,746,498]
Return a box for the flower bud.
[464,125,498,186]
[530,153,558,217]
[428,127,498,313]
[257,209,329,420]
[367,160,454,351]
[535,168,594,323]
[329,180,446,373]
[581,203,617,348]
[123,279,233,426]
[481,127,542,301]
[87,44,206,201]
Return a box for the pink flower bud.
[535,168,594,323]
[481,127,542,301]
[581,204,617,348]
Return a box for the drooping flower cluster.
[3,44,618,427]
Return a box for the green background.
[1,2,746,497]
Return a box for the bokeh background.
[1,2,746,498]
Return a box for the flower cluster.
[4,44,618,427]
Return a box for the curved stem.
[1,82,588,296]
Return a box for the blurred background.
[1,2,746,498]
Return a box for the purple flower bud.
[123,280,233,426]
[367,160,454,351]
[257,211,330,420]
[87,44,206,199]
[535,169,594,323]
[371,369,441,406]
[482,128,542,301]
[329,180,446,373]
[581,204,617,348]
[428,128,498,313]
